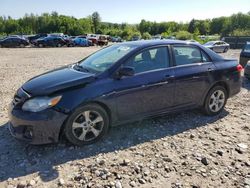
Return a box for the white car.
[203,41,230,53]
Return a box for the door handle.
[165,75,175,78]
[208,68,214,72]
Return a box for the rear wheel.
[203,86,227,116]
[64,104,109,146]
[223,47,229,53]
[38,44,43,48]
[57,43,62,47]
[20,43,25,48]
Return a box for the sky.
[0,0,249,23]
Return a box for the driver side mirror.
[116,66,135,79]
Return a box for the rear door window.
[173,46,203,66]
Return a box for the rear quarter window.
[243,44,250,53]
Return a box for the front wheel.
[203,86,228,116]
[64,104,109,146]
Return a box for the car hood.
[22,66,95,96]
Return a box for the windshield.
[204,42,215,45]
[244,44,250,52]
[78,44,136,73]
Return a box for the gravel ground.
[0,48,249,188]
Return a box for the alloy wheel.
[72,110,104,141]
[209,90,225,112]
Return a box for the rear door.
[172,45,215,107]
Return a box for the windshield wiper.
[73,64,90,73]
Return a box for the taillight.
[236,64,243,72]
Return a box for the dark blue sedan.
[8,40,242,146]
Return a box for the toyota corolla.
[8,40,242,146]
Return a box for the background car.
[34,36,67,47]
[203,41,230,53]
[97,35,108,46]
[28,33,48,44]
[62,36,75,47]
[73,37,90,47]
[111,37,122,42]
[240,42,250,67]
[87,34,98,45]
[244,60,250,80]
[0,37,29,48]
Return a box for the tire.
[0,44,2,48]
[203,86,228,116]
[38,44,43,48]
[223,47,229,53]
[64,104,109,146]
[57,43,62,47]
[20,43,25,48]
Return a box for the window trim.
[121,45,172,75]
[171,44,212,67]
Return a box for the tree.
[188,19,196,33]
[142,32,151,39]
[175,31,192,40]
[91,12,101,33]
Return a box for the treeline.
[0,11,250,40]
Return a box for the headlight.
[22,96,62,112]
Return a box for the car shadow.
[0,109,229,183]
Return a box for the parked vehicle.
[244,61,250,80]
[97,35,108,46]
[87,34,98,45]
[8,40,242,146]
[111,37,122,43]
[131,35,141,41]
[73,37,90,47]
[62,36,75,47]
[152,35,162,40]
[28,34,48,44]
[240,42,250,67]
[0,37,29,48]
[186,39,200,44]
[34,36,67,47]
[77,36,93,46]
[203,41,230,53]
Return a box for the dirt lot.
[0,48,249,188]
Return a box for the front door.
[113,46,175,120]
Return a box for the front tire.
[64,104,109,146]
[203,86,228,116]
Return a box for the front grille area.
[13,95,22,106]
[12,88,31,107]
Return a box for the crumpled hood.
[22,66,95,96]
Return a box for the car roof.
[116,39,224,62]
[120,39,200,47]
